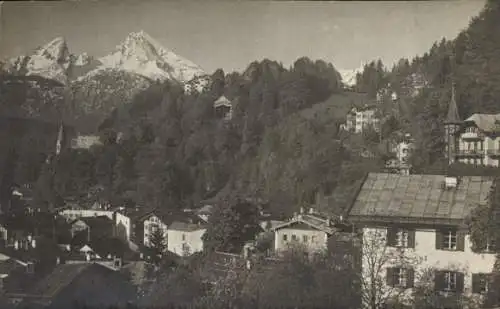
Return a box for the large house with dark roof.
[445,84,500,166]
[347,172,496,308]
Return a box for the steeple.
[445,83,461,124]
[55,122,64,156]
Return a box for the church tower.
[55,122,64,156]
[444,83,462,165]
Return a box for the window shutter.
[434,270,444,291]
[408,229,416,248]
[472,273,481,294]
[386,267,395,287]
[456,272,465,294]
[406,268,415,288]
[387,228,396,247]
[435,230,443,250]
[456,231,465,252]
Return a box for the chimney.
[444,176,458,189]
[309,208,314,215]
[113,257,122,269]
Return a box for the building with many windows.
[347,172,496,308]
[445,85,500,166]
[341,104,380,134]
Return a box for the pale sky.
[0,0,486,74]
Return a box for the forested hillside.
[4,1,500,218]
[354,0,500,173]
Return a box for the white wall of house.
[114,212,131,241]
[60,210,114,221]
[274,227,328,253]
[143,215,168,247]
[167,228,206,256]
[361,226,496,307]
[456,127,500,167]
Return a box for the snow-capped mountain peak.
[33,37,70,63]
[97,30,207,83]
[338,67,362,87]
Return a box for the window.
[182,234,186,241]
[472,273,491,294]
[387,267,414,288]
[396,230,409,247]
[387,228,414,248]
[303,235,308,243]
[291,234,298,242]
[444,272,457,291]
[283,234,288,242]
[435,270,464,293]
[439,230,458,250]
[311,236,316,243]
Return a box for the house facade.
[142,213,168,248]
[214,95,233,121]
[59,209,132,241]
[167,221,206,256]
[347,173,496,308]
[272,208,337,254]
[445,86,500,167]
[341,105,380,134]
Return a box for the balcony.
[461,132,481,140]
[487,149,500,158]
[455,149,484,157]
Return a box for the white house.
[347,172,496,308]
[59,209,132,241]
[272,208,337,254]
[167,220,206,256]
[141,212,169,248]
[341,105,380,134]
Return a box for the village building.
[341,104,380,134]
[167,219,206,256]
[347,172,496,308]
[272,208,339,254]
[445,85,500,167]
[3,263,136,309]
[214,95,233,121]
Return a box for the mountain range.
[0,31,213,132]
[2,31,209,89]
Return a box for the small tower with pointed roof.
[55,122,64,156]
[444,83,462,164]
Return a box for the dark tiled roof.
[273,212,337,234]
[169,222,207,232]
[76,216,113,230]
[0,259,25,275]
[26,263,91,298]
[347,173,493,225]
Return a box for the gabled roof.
[169,221,207,232]
[24,263,105,299]
[347,173,493,225]
[77,216,113,230]
[273,213,336,235]
[214,95,232,108]
[445,84,461,124]
[464,113,500,133]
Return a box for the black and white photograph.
[0,1,499,309]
